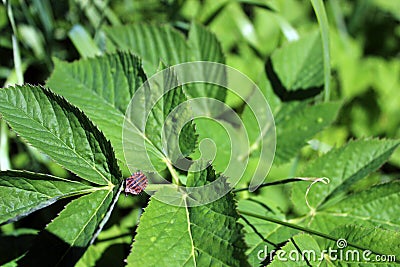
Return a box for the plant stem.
[5,0,24,84]
[311,0,330,102]
[165,158,181,186]
[239,210,379,253]
[234,177,308,193]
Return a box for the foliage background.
[0,0,399,266]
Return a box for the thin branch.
[233,178,305,193]
[238,210,381,254]
[240,214,277,248]
[291,237,312,267]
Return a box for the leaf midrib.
[184,196,197,267]
[183,196,240,266]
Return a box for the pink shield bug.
[125,171,148,196]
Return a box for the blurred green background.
[0,0,399,265]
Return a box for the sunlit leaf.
[0,85,120,185]
[126,166,247,266]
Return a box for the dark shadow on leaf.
[95,243,130,267]
[260,239,290,266]
[15,196,77,231]
[265,59,323,102]
[17,230,86,267]
[0,233,36,265]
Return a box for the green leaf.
[311,0,331,101]
[238,199,298,266]
[326,225,400,261]
[0,85,120,185]
[103,22,225,71]
[297,181,400,233]
[258,73,282,115]
[46,51,146,175]
[123,65,197,171]
[291,139,400,215]
[270,31,324,91]
[187,22,225,63]
[103,24,189,76]
[186,22,226,105]
[241,140,400,265]
[18,186,120,266]
[103,23,226,107]
[190,118,232,173]
[147,65,197,161]
[241,101,340,165]
[0,170,93,225]
[47,52,196,174]
[268,234,322,266]
[274,101,341,164]
[68,24,102,58]
[102,24,229,171]
[329,181,400,229]
[268,228,400,266]
[126,166,248,267]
